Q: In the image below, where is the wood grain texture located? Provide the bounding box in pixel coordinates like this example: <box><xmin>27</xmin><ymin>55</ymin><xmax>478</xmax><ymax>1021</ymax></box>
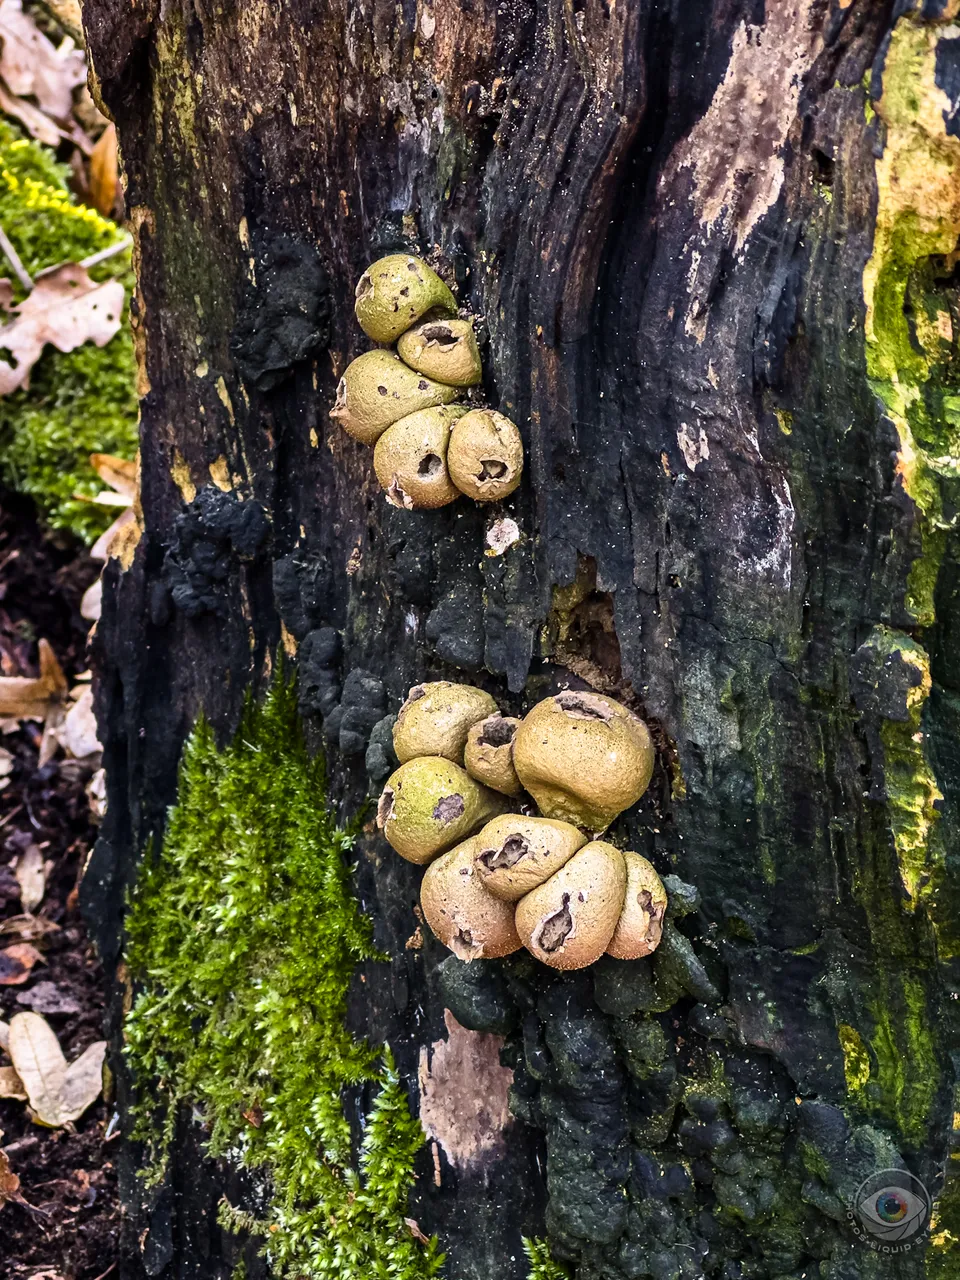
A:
<box><xmin>80</xmin><ymin>0</ymin><xmax>960</xmax><ymax>1275</ymax></box>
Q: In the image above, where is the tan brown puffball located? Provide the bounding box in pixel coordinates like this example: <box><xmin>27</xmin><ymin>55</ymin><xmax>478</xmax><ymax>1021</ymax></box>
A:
<box><xmin>513</xmin><ymin>691</ymin><xmax>654</xmax><ymax>832</ymax></box>
<box><xmin>330</xmin><ymin>351</ymin><xmax>458</xmax><ymax>446</ymax></box>
<box><xmin>606</xmin><ymin>851</ymin><xmax>667</xmax><ymax>959</ymax></box>
<box><xmin>447</xmin><ymin>409</ymin><xmax>523</xmax><ymax>502</ymax></box>
<box><xmin>393</xmin><ymin>681</ymin><xmax>499</xmax><ymax>765</ymax></box>
<box><xmin>473</xmin><ymin>814</ymin><xmax>587</xmax><ymax>902</ymax></box>
<box><xmin>373</xmin><ymin>406</ymin><xmax>466</xmax><ymax>509</ymax></box>
<box><xmin>420</xmin><ymin>834</ymin><xmax>522</xmax><ymax>961</ymax></box>
<box><xmin>355</xmin><ymin>254</ymin><xmax>457</xmax><ymax>344</ymax></box>
<box><xmin>377</xmin><ymin>757</ymin><xmax>506</xmax><ymax>865</ymax></box>
<box><xmin>397</xmin><ymin>318</ymin><xmax>482</xmax><ymax>387</ymax></box>
<box><xmin>463</xmin><ymin>714</ymin><xmax>523</xmax><ymax>796</ymax></box>
<box><xmin>515</xmin><ymin>841</ymin><xmax>627</xmax><ymax>970</ymax></box>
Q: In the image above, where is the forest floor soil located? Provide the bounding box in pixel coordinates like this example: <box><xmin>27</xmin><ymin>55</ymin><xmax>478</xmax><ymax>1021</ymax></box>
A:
<box><xmin>0</xmin><ymin>491</ymin><xmax>118</xmax><ymax>1280</ymax></box>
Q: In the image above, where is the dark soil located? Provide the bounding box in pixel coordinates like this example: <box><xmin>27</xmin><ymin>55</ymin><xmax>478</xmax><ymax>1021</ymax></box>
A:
<box><xmin>0</xmin><ymin>489</ymin><xmax>119</xmax><ymax>1280</ymax></box>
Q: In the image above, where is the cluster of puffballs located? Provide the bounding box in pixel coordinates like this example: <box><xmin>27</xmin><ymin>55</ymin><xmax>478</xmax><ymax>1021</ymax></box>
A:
<box><xmin>376</xmin><ymin>683</ymin><xmax>668</xmax><ymax>971</ymax></box>
<box><xmin>329</xmin><ymin>254</ymin><xmax>523</xmax><ymax>509</ymax></box>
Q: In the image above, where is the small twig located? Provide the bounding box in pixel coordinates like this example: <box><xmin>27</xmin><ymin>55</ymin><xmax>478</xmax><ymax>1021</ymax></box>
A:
<box><xmin>80</xmin><ymin>236</ymin><xmax>133</xmax><ymax>270</ymax></box>
<box><xmin>0</xmin><ymin>804</ymin><xmax>23</xmax><ymax>831</ymax></box>
<box><xmin>0</xmin><ymin>224</ymin><xmax>32</xmax><ymax>292</ymax></box>
<box><xmin>91</xmin><ymin>1265</ymin><xmax>118</xmax><ymax>1280</ymax></box>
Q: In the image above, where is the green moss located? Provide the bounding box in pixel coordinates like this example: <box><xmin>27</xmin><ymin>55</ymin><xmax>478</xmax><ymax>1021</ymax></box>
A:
<box><xmin>124</xmin><ymin>676</ymin><xmax>445</xmax><ymax>1279</ymax></box>
<box><xmin>522</xmin><ymin>1237</ymin><xmax>570</xmax><ymax>1280</ymax></box>
<box><xmin>0</xmin><ymin>123</ymin><xmax>138</xmax><ymax>539</ymax></box>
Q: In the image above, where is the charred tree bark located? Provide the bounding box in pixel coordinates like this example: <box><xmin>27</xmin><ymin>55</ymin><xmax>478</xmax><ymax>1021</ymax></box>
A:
<box><xmin>80</xmin><ymin>0</ymin><xmax>960</xmax><ymax>1276</ymax></box>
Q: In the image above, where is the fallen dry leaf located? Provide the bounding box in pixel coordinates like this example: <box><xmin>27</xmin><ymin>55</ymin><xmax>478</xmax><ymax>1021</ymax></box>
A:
<box><xmin>0</xmin><ymin>915</ymin><xmax>60</xmax><ymax>942</ymax></box>
<box><xmin>405</xmin><ymin>1217</ymin><xmax>431</xmax><ymax>1245</ymax></box>
<box><xmin>0</xmin><ymin>639</ymin><xmax>67</xmax><ymax>722</ymax></box>
<box><xmin>90</xmin><ymin>451</ymin><xmax>137</xmax><ymax>501</ymax></box>
<box><xmin>0</xmin><ymin>0</ymin><xmax>85</xmax><ymax>121</ymax></box>
<box><xmin>17</xmin><ymin>981</ymin><xmax>80</xmax><ymax>1016</ymax></box>
<box><xmin>8</xmin><ymin>1012</ymin><xmax>106</xmax><ymax>1127</ymax></box>
<box><xmin>80</xmin><ymin>576</ymin><xmax>101</xmax><ymax>622</ymax></box>
<box><xmin>14</xmin><ymin>843</ymin><xmax>45</xmax><ymax>912</ymax></box>
<box><xmin>0</xmin><ymin>941</ymin><xmax>41</xmax><ymax>979</ymax></box>
<box><xmin>36</xmin><ymin>0</ymin><xmax>84</xmax><ymax>44</ymax></box>
<box><xmin>88</xmin><ymin>121</ymin><xmax>118</xmax><ymax>217</ymax></box>
<box><xmin>0</xmin><ymin>1144</ymin><xmax>26</xmax><ymax>1208</ymax></box>
<box><xmin>56</xmin><ymin>685</ymin><xmax>101</xmax><ymax>760</ymax></box>
<box><xmin>0</xmin><ymin>263</ymin><xmax>124</xmax><ymax>395</ymax></box>
<box><xmin>86</xmin><ymin>765</ymin><xmax>106</xmax><ymax>820</ymax></box>
<box><xmin>0</xmin><ymin>1063</ymin><xmax>25</xmax><ymax>1100</ymax></box>
<box><xmin>0</xmin><ymin>942</ymin><xmax>43</xmax><ymax>985</ymax></box>
<box><xmin>0</xmin><ymin>76</ymin><xmax>58</xmax><ymax>144</ymax></box>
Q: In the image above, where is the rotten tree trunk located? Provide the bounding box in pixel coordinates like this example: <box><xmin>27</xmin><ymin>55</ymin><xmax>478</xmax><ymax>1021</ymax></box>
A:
<box><xmin>80</xmin><ymin>0</ymin><xmax>960</xmax><ymax>1276</ymax></box>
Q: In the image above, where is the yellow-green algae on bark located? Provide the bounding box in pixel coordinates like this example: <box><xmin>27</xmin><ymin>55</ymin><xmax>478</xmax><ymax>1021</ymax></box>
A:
<box><xmin>863</xmin><ymin>10</ymin><xmax>960</xmax><ymax>628</ymax></box>
<box><xmin>861</xmin><ymin>11</ymin><xmax>960</xmax><ymax>1271</ymax></box>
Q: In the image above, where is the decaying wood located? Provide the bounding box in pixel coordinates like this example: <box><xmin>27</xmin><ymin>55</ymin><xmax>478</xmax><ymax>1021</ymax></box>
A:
<box><xmin>79</xmin><ymin>0</ymin><xmax>960</xmax><ymax>1275</ymax></box>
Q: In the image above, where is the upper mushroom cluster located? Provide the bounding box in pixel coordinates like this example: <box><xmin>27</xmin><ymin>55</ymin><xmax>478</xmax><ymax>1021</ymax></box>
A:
<box><xmin>330</xmin><ymin>255</ymin><xmax>523</xmax><ymax>509</ymax></box>
<box><xmin>376</xmin><ymin>682</ymin><xmax>666</xmax><ymax>970</ymax></box>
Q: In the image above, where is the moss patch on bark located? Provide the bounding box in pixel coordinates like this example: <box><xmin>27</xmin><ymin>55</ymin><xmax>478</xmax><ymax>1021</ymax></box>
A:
<box><xmin>123</xmin><ymin>676</ymin><xmax>445</xmax><ymax>1279</ymax></box>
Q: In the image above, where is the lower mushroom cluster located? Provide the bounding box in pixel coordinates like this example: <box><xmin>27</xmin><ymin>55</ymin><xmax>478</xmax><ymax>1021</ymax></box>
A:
<box><xmin>376</xmin><ymin>681</ymin><xmax>667</xmax><ymax>970</ymax></box>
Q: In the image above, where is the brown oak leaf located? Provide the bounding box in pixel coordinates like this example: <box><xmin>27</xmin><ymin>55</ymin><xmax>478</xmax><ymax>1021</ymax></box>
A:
<box><xmin>0</xmin><ymin>263</ymin><xmax>124</xmax><ymax>395</ymax></box>
<box><xmin>0</xmin><ymin>0</ymin><xmax>85</xmax><ymax>121</ymax></box>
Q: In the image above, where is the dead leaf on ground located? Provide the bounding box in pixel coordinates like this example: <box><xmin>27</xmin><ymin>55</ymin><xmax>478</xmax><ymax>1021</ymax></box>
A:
<box><xmin>0</xmin><ymin>1063</ymin><xmax>25</xmax><ymax>1099</ymax></box>
<box><xmin>17</xmin><ymin>981</ymin><xmax>80</xmax><ymax>1016</ymax></box>
<box><xmin>14</xmin><ymin>842</ymin><xmax>45</xmax><ymax>912</ymax></box>
<box><xmin>0</xmin><ymin>915</ymin><xmax>60</xmax><ymax>943</ymax></box>
<box><xmin>0</xmin><ymin>76</ymin><xmax>58</xmax><ymax>144</ymax></box>
<box><xmin>80</xmin><ymin>577</ymin><xmax>101</xmax><ymax>622</ymax></box>
<box><xmin>8</xmin><ymin>1012</ymin><xmax>106</xmax><ymax>1127</ymax></box>
<box><xmin>0</xmin><ymin>942</ymin><xmax>43</xmax><ymax>985</ymax></box>
<box><xmin>0</xmin><ymin>0</ymin><xmax>85</xmax><ymax>121</ymax></box>
<box><xmin>405</xmin><ymin>1217</ymin><xmax>431</xmax><ymax>1245</ymax></box>
<box><xmin>56</xmin><ymin>685</ymin><xmax>101</xmax><ymax>760</ymax></box>
<box><xmin>0</xmin><ymin>639</ymin><xmax>67</xmax><ymax>722</ymax></box>
<box><xmin>0</xmin><ymin>1144</ymin><xmax>26</xmax><ymax>1208</ymax></box>
<box><xmin>90</xmin><ymin>452</ymin><xmax>137</xmax><ymax>501</ymax></box>
<box><xmin>88</xmin><ymin>121</ymin><xmax>118</xmax><ymax>217</ymax></box>
<box><xmin>0</xmin><ymin>262</ymin><xmax>124</xmax><ymax>396</ymax></box>
<box><xmin>35</xmin><ymin>0</ymin><xmax>84</xmax><ymax>44</ymax></box>
<box><xmin>86</xmin><ymin>765</ymin><xmax>106</xmax><ymax>821</ymax></box>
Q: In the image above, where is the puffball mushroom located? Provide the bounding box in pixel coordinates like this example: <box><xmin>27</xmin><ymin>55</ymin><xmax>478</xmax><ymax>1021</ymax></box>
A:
<box><xmin>515</xmin><ymin>841</ymin><xmax>627</xmax><ymax>971</ymax></box>
<box><xmin>329</xmin><ymin>350</ymin><xmax>458</xmax><ymax>445</ymax></box>
<box><xmin>393</xmin><ymin>681</ymin><xmax>499</xmax><ymax>765</ymax></box>
<box><xmin>397</xmin><ymin>318</ymin><xmax>482</xmax><ymax>387</ymax></box>
<box><xmin>473</xmin><ymin>814</ymin><xmax>587</xmax><ymax>902</ymax></box>
<box><xmin>463</xmin><ymin>714</ymin><xmax>523</xmax><ymax>797</ymax></box>
<box><xmin>373</xmin><ymin>406</ymin><xmax>466</xmax><ymax>510</ymax></box>
<box><xmin>420</xmin><ymin>834</ymin><xmax>522</xmax><ymax>960</ymax></box>
<box><xmin>606</xmin><ymin>851</ymin><xmax>667</xmax><ymax>960</ymax></box>
<box><xmin>354</xmin><ymin>253</ymin><xmax>457</xmax><ymax>344</ymax></box>
<box><xmin>377</xmin><ymin>757</ymin><xmax>506</xmax><ymax>864</ymax></box>
<box><xmin>447</xmin><ymin>409</ymin><xmax>523</xmax><ymax>502</ymax></box>
<box><xmin>513</xmin><ymin>691</ymin><xmax>654</xmax><ymax>832</ymax></box>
